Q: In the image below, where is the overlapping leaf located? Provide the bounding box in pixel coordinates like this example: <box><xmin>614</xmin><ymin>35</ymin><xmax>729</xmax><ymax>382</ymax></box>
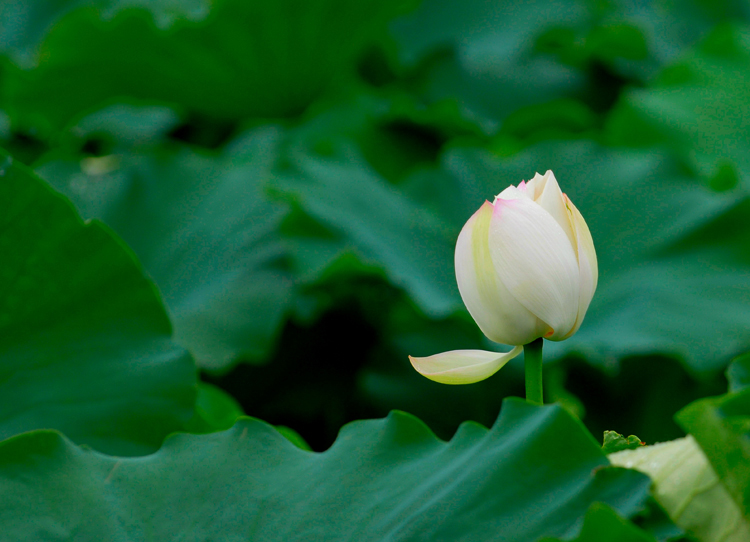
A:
<box><xmin>0</xmin><ymin>148</ymin><xmax>195</xmax><ymax>455</ymax></box>
<box><xmin>69</xmin><ymin>103</ymin><xmax>181</xmax><ymax>149</ymax></box>
<box><xmin>542</xmin><ymin>503</ymin><xmax>658</xmax><ymax>542</ymax></box>
<box><xmin>277</xmin><ymin>144</ymin><xmax>460</xmax><ymax>318</ymax></box>
<box><xmin>388</xmin><ymin>0</ymin><xmax>590</xmax><ymax>131</ymax></box>
<box><xmin>0</xmin><ymin>399</ymin><xmax>652</xmax><ymax>541</ymax></box>
<box><xmin>600</xmin><ymin>0</ymin><xmax>742</xmax><ymax>77</ymax></box>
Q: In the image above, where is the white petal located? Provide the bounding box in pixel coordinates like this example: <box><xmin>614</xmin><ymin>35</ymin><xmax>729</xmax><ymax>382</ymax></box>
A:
<box><xmin>409</xmin><ymin>347</ymin><xmax>523</xmax><ymax>385</ymax></box>
<box><xmin>488</xmin><ymin>196</ymin><xmax>580</xmax><ymax>340</ymax></box>
<box><xmin>455</xmin><ymin>201</ymin><xmax>546</xmax><ymax>345</ymax></box>
<box><xmin>496</xmin><ymin>184</ymin><xmax>530</xmax><ymax>201</ymax></box>
<box><xmin>562</xmin><ymin>195</ymin><xmax>598</xmax><ymax>338</ymax></box>
<box><xmin>524</xmin><ymin>172</ymin><xmax>546</xmax><ymax>199</ymax></box>
<box><xmin>534</xmin><ymin>171</ymin><xmax>576</xmax><ymax>250</ymax></box>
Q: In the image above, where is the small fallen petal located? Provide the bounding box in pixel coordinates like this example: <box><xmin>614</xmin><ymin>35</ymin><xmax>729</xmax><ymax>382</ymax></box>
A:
<box><xmin>409</xmin><ymin>347</ymin><xmax>523</xmax><ymax>385</ymax></box>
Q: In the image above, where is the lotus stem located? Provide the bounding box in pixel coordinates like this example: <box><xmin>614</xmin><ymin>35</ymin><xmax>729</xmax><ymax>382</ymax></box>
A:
<box><xmin>524</xmin><ymin>338</ymin><xmax>544</xmax><ymax>405</ymax></box>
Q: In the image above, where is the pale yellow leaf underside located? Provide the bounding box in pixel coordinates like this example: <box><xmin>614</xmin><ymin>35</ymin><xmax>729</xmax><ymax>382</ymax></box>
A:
<box><xmin>610</xmin><ymin>436</ymin><xmax>749</xmax><ymax>542</ymax></box>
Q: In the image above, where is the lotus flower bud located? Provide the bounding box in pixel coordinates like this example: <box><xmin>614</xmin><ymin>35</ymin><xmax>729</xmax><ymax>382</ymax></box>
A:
<box><xmin>410</xmin><ymin>170</ymin><xmax>597</xmax><ymax>384</ymax></box>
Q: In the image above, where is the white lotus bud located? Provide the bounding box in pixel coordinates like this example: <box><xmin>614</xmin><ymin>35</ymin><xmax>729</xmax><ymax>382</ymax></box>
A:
<box><xmin>410</xmin><ymin>170</ymin><xmax>598</xmax><ymax>384</ymax></box>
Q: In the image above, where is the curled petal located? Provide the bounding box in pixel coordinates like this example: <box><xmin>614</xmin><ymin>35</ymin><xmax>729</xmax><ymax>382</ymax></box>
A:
<box><xmin>489</xmin><ymin>197</ymin><xmax>580</xmax><ymax>340</ymax></box>
<box><xmin>524</xmin><ymin>172</ymin><xmax>547</xmax><ymax>199</ymax></box>
<box><xmin>409</xmin><ymin>347</ymin><xmax>523</xmax><ymax>385</ymax></box>
<box><xmin>455</xmin><ymin>201</ymin><xmax>545</xmax><ymax>346</ymax></box>
<box><xmin>495</xmin><ymin>184</ymin><xmax>528</xmax><ymax>202</ymax></box>
<box><xmin>535</xmin><ymin>171</ymin><xmax>576</xmax><ymax>250</ymax></box>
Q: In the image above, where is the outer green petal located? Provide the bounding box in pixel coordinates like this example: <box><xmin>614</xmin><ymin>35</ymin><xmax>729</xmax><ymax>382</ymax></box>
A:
<box><xmin>455</xmin><ymin>201</ymin><xmax>545</xmax><ymax>346</ymax></box>
<box><xmin>489</xmin><ymin>196</ymin><xmax>580</xmax><ymax>340</ymax></box>
<box><xmin>409</xmin><ymin>347</ymin><xmax>523</xmax><ymax>385</ymax></box>
<box><xmin>562</xmin><ymin>195</ymin><xmax>598</xmax><ymax>338</ymax></box>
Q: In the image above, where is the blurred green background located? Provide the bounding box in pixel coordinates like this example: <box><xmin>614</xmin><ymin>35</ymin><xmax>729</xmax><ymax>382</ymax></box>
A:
<box><xmin>2</xmin><ymin>0</ymin><xmax>749</xmax><ymax>451</ymax></box>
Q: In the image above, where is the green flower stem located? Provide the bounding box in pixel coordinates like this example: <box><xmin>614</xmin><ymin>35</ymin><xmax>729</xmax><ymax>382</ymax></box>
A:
<box><xmin>524</xmin><ymin>338</ymin><xmax>544</xmax><ymax>405</ymax></box>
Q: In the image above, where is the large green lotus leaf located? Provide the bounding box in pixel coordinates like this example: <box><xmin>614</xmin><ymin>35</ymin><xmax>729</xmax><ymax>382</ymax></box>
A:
<box><xmin>429</xmin><ymin>140</ymin><xmax>750</xmax><ymax>375</ymax></box>
<box><xmin>3</xmin><ymin>0</ymin><xmax>401</xmax><ymax>135</ymax></box>
<box><xmin>607</xmin><ymin>24</ymin><xmax>750</xmax><ymax>189</ymax></box>
<box><xmin>0</xmin><ymin>148</ymin><xmax>195</xmax><ymax>455</ymax></box>
<box><xmin>611</xmin><ymin>436</ymin><xmax>750</xmax><ymax>542</ymax></box>
<box><xmin>35</xmin><ymin>127</ymin><xmax>293</xmax><ymax>371</ymax></box>
<box><xmin>0</xmin><ymin>399</ymin><xmax>652</xmax><ymax>541</ymax></box>
<box><xmin>677</xmin><ymin>388</ymin><xmax>750</xmax><ymax>521</ymax></box>
<box><xmin>277</xmin><ymin>144</ymin><xmax>461</xmax><ymax>317</ymax></box>
<box><xmin>0</xmin><ymin>0</ymin><xmax>209</xmax><ymax>68</ymax></box>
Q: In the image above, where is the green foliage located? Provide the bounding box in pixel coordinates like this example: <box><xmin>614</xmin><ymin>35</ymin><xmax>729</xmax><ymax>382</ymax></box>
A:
<box><xmin>38</xmin><ymin>130</ymin><xmax>750</xmax><ymax>378</ymax></box>
<box><xmin>70</xmin><ymin>103</ymin><xmax>181</xmax><ymax>149</ymax></box>
<box><xmin>389</xmin><ymin>0</ymin><xmax>590</xmax><ymax>129</ymax></box>
<box><xmin>36</xmin><ymin>128</ymin><xmax>293</xmax><ymax>370</ymax></box>
<box><xmin>541</xmin><ymin>504</ymin><xmax>658</xmax><ymax>542</ymax></box>
<box><xmin>0</xmin><ymin>149</ymin><xmax>195</xmax><ymax>456</ymax></box>
<box><xmin>610</xmin><ymin>436</ymin><xmax>749</xmax><ymax>541</ymax></box>
<box><xmin>728</xmin><ymin>352</ymin><xmax>750</xmax><ymax>392</ymax></box>
<box><xmin>276</xmin><ymin>145</ymin><xmax>460</xmax><ymax>317</ymax></box>
<box><xmin>0</xmin><ymin>400</ymin><xmax>653</xmax><ymax>541</ymax></box>
<box><xmin>2</xmin><ymin>0</ymin><xmax>750</xmax><ymax>538</ymax></box>
<box><xmin>608</xmin><ymin>353</ymin><xmax>750</xmax><ymax>541</ymax></box>
<box><xmin>183</xmin><ymin>382</ymin><xmax>244</xmax><ymax>434</ymax></box>
<box><xmin>274</xmin><ymin>425</ymin><xmax>313</xmax><ymax>451</ymax></box>
<box><xmin>3</xmin><ymin>0</ymin><xmax>402</xmax><ymax>135</ymax></box>
<box><xmin>609</xmin><ymin>23</ymin><xmax>750</xmax><ymax>188</ymax></box>
<box><xmin>678</xmin><ymin>385</ymin><xmax>750</xmax><ymax>520</ymax></box>
<box><xmin>0</xmin><ymin>0</ymin><xmax>210</xmax><ymax>68</ymax></box>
